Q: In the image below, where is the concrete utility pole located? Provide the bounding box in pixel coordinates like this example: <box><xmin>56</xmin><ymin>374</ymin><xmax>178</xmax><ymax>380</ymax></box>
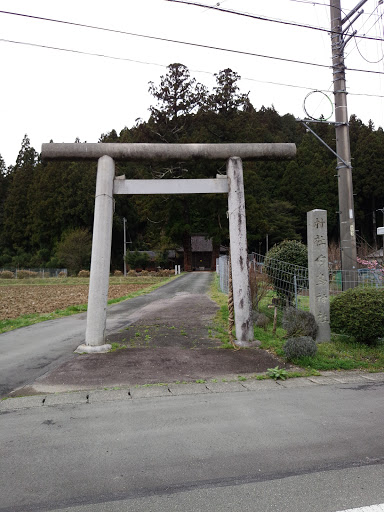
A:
<box><xmin>330</xmin><ymin>0</ymin><xmax>366</xmax><ymax>289</ymax></box>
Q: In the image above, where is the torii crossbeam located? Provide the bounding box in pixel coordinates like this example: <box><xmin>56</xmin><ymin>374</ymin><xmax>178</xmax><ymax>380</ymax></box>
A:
<box><xmin>42</xmin><ymin>143</ymin><xmax>296</xmax><ymax>353</ymax></box>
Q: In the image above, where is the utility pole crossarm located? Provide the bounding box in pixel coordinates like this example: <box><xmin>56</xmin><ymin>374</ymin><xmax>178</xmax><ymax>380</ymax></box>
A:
<box><xmin>341</xmin><ymin>0</ymin><xmax>368</xmax><ymax>25</ymax></box>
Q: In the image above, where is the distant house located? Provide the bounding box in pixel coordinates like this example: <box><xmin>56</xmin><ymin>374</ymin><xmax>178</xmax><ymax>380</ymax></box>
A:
<box><xmin>130</xmin><ymin>235</ymin><xmax>227</xmax><ymax>271</ymax></box>
<box><xmin>179</xmin><ymin>235</ymin><xmax>228</xmax><ymax>271</ymax></box>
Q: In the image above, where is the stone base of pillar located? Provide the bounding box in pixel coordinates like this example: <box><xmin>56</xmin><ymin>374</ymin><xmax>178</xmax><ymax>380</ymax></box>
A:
<box><xmin>233</xmin><ymin>339</ymin><xmax>261</xmax><ymax>348</ymax></box>
<box><xmin>75</xmin><ymin>344</ymin><xmax>112</xmax><ymax>354</ymax></box>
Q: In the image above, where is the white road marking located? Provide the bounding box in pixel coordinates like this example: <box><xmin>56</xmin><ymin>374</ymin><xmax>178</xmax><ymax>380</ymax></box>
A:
<box><xmin>336</xmin><ymin>505</ymin><xmax>384</xmax><ymax>512</ymax></box>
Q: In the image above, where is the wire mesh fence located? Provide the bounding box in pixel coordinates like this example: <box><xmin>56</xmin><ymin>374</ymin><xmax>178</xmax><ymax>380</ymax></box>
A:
<box><xmin>251</xmin><ymin>253</ymin><xmax>309</xmax><ymax>309</ymax></box>
<box><xmin>217</xmin><ymin>253</ymin><xmax>384</xmax><ymax>313</ymax></box>
<box><xmin>0</xmin><ymin>268</ymin><xmax>67</xmax><ymax>279</ymax></box>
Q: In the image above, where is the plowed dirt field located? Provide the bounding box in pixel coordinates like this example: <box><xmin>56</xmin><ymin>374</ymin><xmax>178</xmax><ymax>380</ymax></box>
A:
<box><xmin>0</xmin><ymin>284</ymin><xmax>147</xmax><ymax>320</ymax></box>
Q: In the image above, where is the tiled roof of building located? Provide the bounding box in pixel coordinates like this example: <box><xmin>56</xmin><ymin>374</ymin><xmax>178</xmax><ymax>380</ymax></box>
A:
<box><xmin>191</xmin><ymin>235</ymin><xmax>213</xmax><ymax>252</ymax></box>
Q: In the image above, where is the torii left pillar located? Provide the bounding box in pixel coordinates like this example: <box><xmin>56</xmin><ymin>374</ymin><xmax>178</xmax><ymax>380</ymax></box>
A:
<box><xmin>77</xmin><ymin>155</ymin><xmax>115</xmax><ymax>353</ymax></box>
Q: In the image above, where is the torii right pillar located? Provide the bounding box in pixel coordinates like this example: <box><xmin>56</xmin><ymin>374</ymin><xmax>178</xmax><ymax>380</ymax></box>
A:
<box><xmin>227</xmin><ymin>157</ymin><xmax>253</xmax><ymax>345</ymax></box>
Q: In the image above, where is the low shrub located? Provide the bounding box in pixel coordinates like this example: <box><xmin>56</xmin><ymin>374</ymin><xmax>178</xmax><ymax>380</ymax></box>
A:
<box><xmin>264</xmin><ymin>240</ymin><xmax>307</xmax><ymax>304</ymax></box>
<box><xmin>77</xmin><ymin>270</ymin><xmax>90</xmax><ymax>278</ymax></box>
<box><xmin>140</xmin><ymin>270</ymin><xmax>149</xmax><ymax>276</ymax></box>
<box><xmin>127</xmin><ymin>270</ymin><xmax>137</xmax><ymax>277</ymax></box>
<box><xmin>330</xmin><ymin>287</ymin><xmax>384</xmax><ymax>345</ymax></box>
<box><xmin>0</xmin><ymin>270</ymin><xmax>14</xmax><ymax>279</ymax></box>
<box><xmin>283</xmin><ymin>336</ymin><xmax>318</xmax><ymax>361</ymax></box>
<box><xmin>282</xmin><ymin>307</ymin><xmax>318</xmax><ymax>338</ymax></box>
<box><xmin>58</xmin><ymin>271</ymin><xmax>67</xmax><ymax>278</ymax></box>
<box><xmin>16</xmin><ymin>270</ymin><xmax>38</xmax><ymax>279</ymax></box>
<box><xmin>113</xmin><ymin>270</ymin><xmax>123</xmax><ymax>277</ymax></box>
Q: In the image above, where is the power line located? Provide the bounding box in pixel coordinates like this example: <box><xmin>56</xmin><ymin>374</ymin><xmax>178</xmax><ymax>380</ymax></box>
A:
<box><xmin>341</xmin><ymin>2</ymin><xmax>384</xmax><ymax>64</ymax></box>
<box><xmin>165</xmin><ymin>0</ymin><xmax>384</xmax><ymax>42</ymax></box>
<box><xmin>286</xmin><ymin>0</ymin><xmax>330</xmax><ymax>6</ymax></box>
<box><xmin>0</xmin><ymin>38</ymin><xmax>166</xmax><ymax>68</ymax></box>
<box><xmin>1</xmin><ymin>7</ymin><xmax>384</xmax><ymax>47</ymax></box>
<box><xmin>2</xmin><ymin>37</ymin><xmax>384</xmax><ymax>99</ymax></box>
<box><xmin>353</xmin><ymin>11</ymin><xmax>384</xmax><ymax>63</ymax></box>
<box><xmin>0</xmin><ymin>35</ymin><xmax>333</xmax><ymax>71</ymax></box>
<box><xmin>1</xmin><ymin>14</ymin><xmax>384</xmax><ymax>76</ymax></box>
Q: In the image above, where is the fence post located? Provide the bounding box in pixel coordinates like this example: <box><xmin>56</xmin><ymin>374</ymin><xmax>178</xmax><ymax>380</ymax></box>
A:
<box><xmin>294</xmin><ymin>274</ymin><xmax>298</xmax><ymax>309</ymax></box>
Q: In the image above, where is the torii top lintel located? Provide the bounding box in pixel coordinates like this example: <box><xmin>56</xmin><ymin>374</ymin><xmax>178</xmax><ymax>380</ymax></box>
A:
<box><xmin>41</xmin><ymin>143</ymin><xmax>296</xmax><ymax>162</ymax></box>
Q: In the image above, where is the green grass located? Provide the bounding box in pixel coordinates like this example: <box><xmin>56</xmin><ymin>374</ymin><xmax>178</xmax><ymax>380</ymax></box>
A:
<box><xmin>109</xmin><ymin>342</ymin><xmax>127</xmax><ymax>352</ymax></box>
<box><xmin>208</xmin><ymin>277</ymin><xmax>233</xmax><ymax>348</ymax></box>
<box><xmin>209</xmin><ymin>274</ymin><xmax>384</xmax><ymax>373</ymax></box>
<box><xmin>0</xmin><ymin>275</ymin><xmax>178</xmax><ymax>334</ymax></box>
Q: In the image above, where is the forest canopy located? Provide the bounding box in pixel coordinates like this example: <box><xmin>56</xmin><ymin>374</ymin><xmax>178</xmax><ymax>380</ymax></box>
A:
<box><xmin>0</xmin><ymin>63</ymin><xmax>382</xmax><ymax>271</ymax></box>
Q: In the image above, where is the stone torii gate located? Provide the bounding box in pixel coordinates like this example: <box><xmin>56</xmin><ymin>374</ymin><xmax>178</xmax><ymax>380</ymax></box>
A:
<box><xmin>42</xmin><ymin>143</ymin><xmax>296</xmax><ymax>353</ymax></box>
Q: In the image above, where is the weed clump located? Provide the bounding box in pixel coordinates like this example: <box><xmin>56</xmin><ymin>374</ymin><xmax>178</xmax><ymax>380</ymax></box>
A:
<box><xmin>0</xmin><ymin>270</ymin><xmax>14</xmax><ymax>279</ymax></box>
<box><xmin>282</xmin><ymin>307</ymin><xmax>318</xmax><ymax>338</ymax></box>
<box><xmin>283</xmin><ymin>336</ymin><xmax>318</xmax><ymax>361</ymax></box>
<box><xmin>16</xmin><ymin>270</ymin><xmax>38</xmax><ymax>279</ymax></box>
<box><xmin>330</xmin><ymin>287</ymin><xmax>384</xmax><ymax>345</ymax></box>
<box><xmin>77</xmin><ymin>270</ymin><xmax>90</xmax><ymax>278</ymax></box>
<box><xmin>253</xmin><ymin>312</ymin><xmax>270</xmax><ymax>331</ymax></box>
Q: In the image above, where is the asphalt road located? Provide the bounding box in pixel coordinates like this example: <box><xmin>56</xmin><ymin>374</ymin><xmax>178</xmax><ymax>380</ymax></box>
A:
<box><xmin>0</xmin><ymin>273</ymin><xmax>212</xmax><ymax>398</ymax></box>
<box><xmin>1</xmin><ymin>380</ymin><xmax>384</xmax><ymax>511</ymax></box>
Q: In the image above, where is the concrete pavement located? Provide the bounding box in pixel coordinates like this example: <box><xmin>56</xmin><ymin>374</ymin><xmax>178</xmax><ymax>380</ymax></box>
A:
<box><xmin>1</xmin><ymin>272</ymin><xmax>289</xmax><ymax>398</ymax></box>
<box><xmin>1</xmin><ymin>370</ymin><xmax>384</xmax><ymax>409</ymax></box>
<box><xmin>1</xmin><ymin>376</ymin><xmax>384</xmax><ymax>512</ymax></box>
<box><xmin>0</xmin><ymin>273</ymin><xmax>224</xmax><ymax>398</ymax></box>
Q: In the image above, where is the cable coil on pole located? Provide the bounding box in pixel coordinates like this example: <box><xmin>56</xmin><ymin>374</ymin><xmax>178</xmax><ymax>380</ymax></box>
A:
<box><xmin>303</xmin><ymin>90</ymin><xmax>334</xmax><ymax>121</ymax></box>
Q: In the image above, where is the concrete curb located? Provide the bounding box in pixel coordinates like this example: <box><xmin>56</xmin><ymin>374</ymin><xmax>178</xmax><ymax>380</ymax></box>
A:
<box><xmin>1</xmin><ymin>371</ymin><xmax>383</xmax><ymax>412</ymax></box>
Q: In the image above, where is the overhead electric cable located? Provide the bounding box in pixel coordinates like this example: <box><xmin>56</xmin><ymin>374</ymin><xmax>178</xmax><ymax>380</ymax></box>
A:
<box><xmin>164</xmin><ymin>0</ymin><xmax>384</xmax><ymax>42</ymax></box>
<box><xmin>286</xmin><ymin>0</ymin><xmax>330</xmax><ymax>6</ymax></box>
<box><xmin>342</xmin><ymin>3</ymin><xmax>384</xmax><ymax>64</ymax></box>
<box><xmin>2</xmin><ymin>5</ymin><xmax>384</xmax><ymax>80</ymax></box>
<box><xmin>0</xmin><ymin>36</ymin><xmax>333</xmax><ymax>70</ymax></box>
<box><xmin>2</xmin><ymin>35</ymin><xmax>384</xmax><ymax>76</ymax></box>
<box><xmin>2</xmin><ymin>37</ymin><xmax>384</xmax><ymax>94</ymax></box>
<box><xmin>1</xmin><ymin>8</ymin><xmax>383</xmax><ymax>44</ymax></box>
<box><xmin>0</xmin><ymin>38</ymin><xmax>166</xmax><ymax>68</ymax></box>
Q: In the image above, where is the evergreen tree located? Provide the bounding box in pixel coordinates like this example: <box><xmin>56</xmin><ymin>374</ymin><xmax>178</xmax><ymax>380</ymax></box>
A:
<box><xmin>2</xmin><ymin>135</ymin><xmax>38</xmax><ymax>255</ymax></box>
<box><xmin>148</xmin><ymin>63</ymin><xmax>207</xmax><ymax>142</ymax></box>
<box><xmin>56</xmin><ymin>227</ymin><xmax>92</xmax><ymax>275</ymax></box>
<box><xmin>208</xmin><ymin>68</ymin><xmax>250</xmax><ymax>116</ymax></box>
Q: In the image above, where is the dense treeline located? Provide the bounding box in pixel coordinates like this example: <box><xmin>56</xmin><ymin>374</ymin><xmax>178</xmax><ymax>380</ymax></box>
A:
<box><xmin>0</xmin><ymin>63</ymin><xmax>383</xmax><ymax>272</ymax></box>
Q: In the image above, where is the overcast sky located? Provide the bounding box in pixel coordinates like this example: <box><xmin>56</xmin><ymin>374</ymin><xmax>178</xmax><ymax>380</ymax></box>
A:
<box><xmin>0</xmin><ymin>0</ymin><xmax>383</xmax><ymax>167</ymax></box>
